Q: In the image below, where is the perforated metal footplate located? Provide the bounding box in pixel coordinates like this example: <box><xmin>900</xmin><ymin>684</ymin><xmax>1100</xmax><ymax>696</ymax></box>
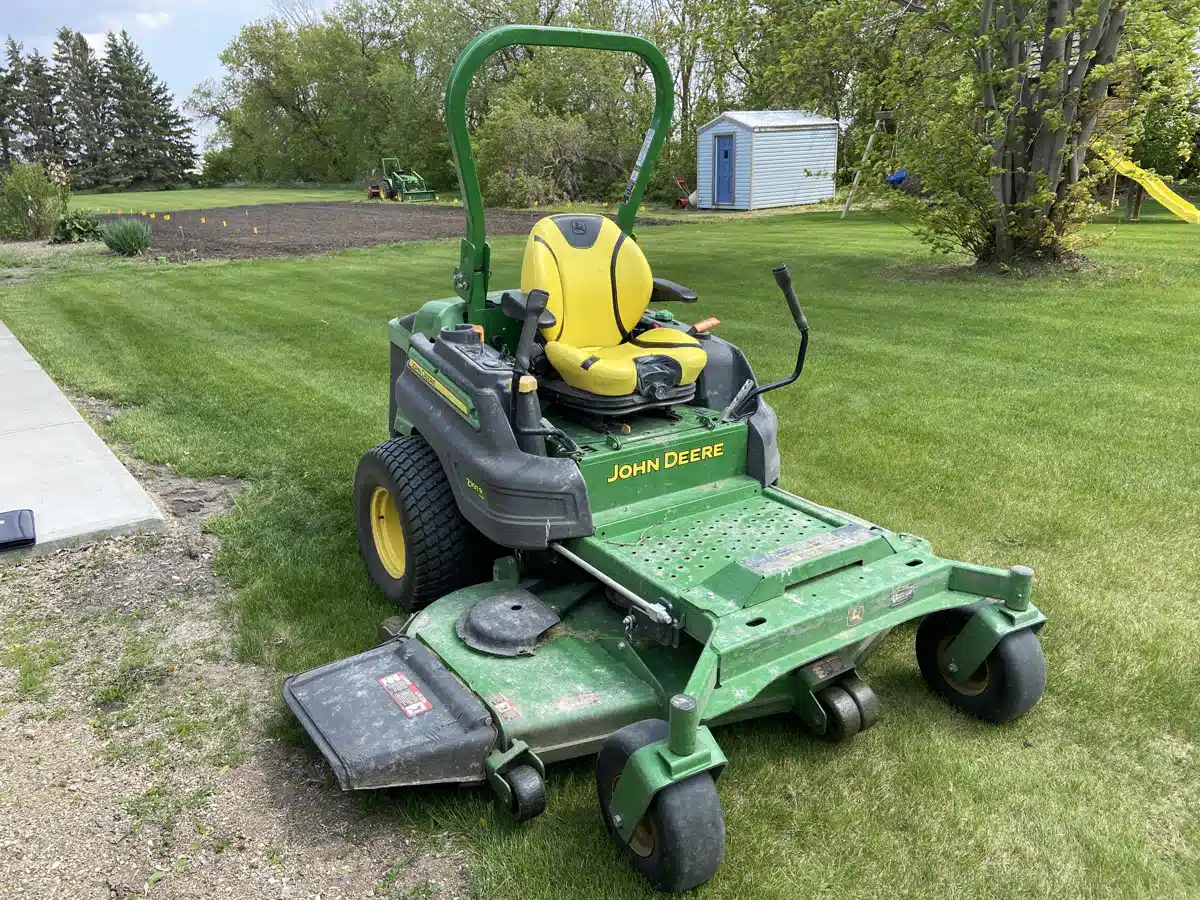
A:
<box><xmin>598</xmin><ymin>494</ymin><xmax>835</xmax><ymax>598</ymax></box>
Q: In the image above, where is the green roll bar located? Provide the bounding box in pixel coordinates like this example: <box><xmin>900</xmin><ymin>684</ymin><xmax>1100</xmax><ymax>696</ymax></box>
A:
<box><xmin>444</xmin><ymin>25</ymin><xmax>675</xmax><ymax>321</ymax></box>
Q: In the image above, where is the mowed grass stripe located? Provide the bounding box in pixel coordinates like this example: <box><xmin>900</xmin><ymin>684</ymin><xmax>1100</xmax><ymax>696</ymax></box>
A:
<box><xmin>1</xmin><ymin>212</ymin><xmax>1196</xmax><ymax>899</ymax></box>
<box><xmin>71</xmin><ymin>186</ymin><xmax>367</xmax><ymax>213</ymax></box>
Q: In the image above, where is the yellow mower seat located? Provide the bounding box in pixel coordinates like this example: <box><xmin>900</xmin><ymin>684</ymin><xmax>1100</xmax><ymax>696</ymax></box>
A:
<box><xmin>519</xmin><ymin>215</ymin><xmax>706</xmax><ymax>397</ymax></box>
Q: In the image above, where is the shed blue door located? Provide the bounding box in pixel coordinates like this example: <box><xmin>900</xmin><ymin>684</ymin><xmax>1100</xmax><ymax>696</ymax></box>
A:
<box><xmin>715</xmin><ymin>134</ymin><xmax>734</xmax><ymax>204</ymax></box>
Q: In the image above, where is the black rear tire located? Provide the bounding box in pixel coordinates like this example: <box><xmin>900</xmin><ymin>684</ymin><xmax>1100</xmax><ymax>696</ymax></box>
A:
<box><xmin>354</xmin><ymin>435</ymin><xmax>489</xmax><ymax>612</ymax></box>
<box><xmin>596</xmin><ymin>720</ymin><xmax>725</xmax><ymax>892</ymax></box>
<box><xmin>916</xmin><ymin>605</ymin><xmax>1046</xmax><ymax>723</ymax></box>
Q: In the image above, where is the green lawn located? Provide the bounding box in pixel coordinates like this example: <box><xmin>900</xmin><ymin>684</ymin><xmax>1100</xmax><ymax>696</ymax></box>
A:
<box><xmin>1</xmin><ymin>212</ymin><xmax>1197</xmax><ymax>899</ymax></box>
<box><xmin>69</xmin><ymin>185</ymin><xmax>366</xmax><ymax>213</ymax></box>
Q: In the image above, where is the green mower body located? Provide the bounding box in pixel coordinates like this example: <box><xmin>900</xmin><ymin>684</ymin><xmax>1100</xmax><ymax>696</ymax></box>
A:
<box><xmin>284</xmin><ymin>25</ymin><xmax>1048</xmax><ymax>893</ymax></box>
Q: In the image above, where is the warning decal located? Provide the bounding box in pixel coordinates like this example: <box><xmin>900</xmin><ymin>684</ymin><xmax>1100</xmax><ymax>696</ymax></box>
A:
<box><xmin>806</xmin><ymin>654</ymin><xmax>846</xmax><ymax>682</ymax></box>
<box><xmin>378</xmin><ymin>670</ymin><xmax>433</xmax><ymax>718</ymax></box>
<box><xmin>555</xmin><ymin>691</ymin><xmax>605</xmax><ymax>712</ymax></box>
<box><xmin>740</xmin><ymin>524</ymin><xmax>875</xmax><ymax>576</ymax></box>
<box><xmin>488</xmin><ymin>693</ymin><xmax>522</xmax><ymax>722</ymax></box>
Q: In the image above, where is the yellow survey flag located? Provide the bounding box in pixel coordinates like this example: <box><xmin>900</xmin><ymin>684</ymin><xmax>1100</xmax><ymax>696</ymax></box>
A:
<box><xmin>253</xmin><ymin>226</ymin><xmax>259</xmax><ymax>234</ymax></box>
<box><xmin>164</xmin><ymin>214</ymin><xmax>170</xmax><ymax>221</ymax></box>
<box><xmin>222</xmin><ymin>220</ymin><xmax>227</xmax><ymax>227</ymax></box>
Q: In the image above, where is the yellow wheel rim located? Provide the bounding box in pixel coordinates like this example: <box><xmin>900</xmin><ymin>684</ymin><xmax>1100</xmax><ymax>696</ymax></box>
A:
<box><xmin>369</xmin><ymin>486</ymin><xmax>407</xmax><ymax>579</ymax></box>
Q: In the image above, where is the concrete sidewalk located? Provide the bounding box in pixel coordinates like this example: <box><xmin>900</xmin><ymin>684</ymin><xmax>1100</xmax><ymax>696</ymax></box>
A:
<box><xmin>1</xmin><ymin>318</ymin><xmax>163</xmax><ymax>560</ymax></box>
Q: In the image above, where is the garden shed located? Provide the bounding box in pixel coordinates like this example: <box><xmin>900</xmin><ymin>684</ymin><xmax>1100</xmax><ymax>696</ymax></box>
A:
<box><xmin>696</xmin><ymin>111</ymin><xmax>839</xmax><ymax>210</ymax></box>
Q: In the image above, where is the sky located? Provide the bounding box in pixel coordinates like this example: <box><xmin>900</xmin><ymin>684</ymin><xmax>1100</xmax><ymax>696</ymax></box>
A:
<box><xmin>5</xmin><ymin>1</ymin><xmax>334</xmax><ymax>144</ymax></box>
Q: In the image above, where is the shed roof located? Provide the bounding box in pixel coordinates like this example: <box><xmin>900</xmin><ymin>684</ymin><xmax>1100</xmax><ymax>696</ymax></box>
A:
<box><xmin>700</xmin><ymin>110</ymin><xmax>839</xmax><ymax>132</ymax></box>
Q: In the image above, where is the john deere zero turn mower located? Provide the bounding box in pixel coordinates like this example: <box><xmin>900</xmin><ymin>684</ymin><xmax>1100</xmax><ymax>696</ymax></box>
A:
<box><xmin>285</xmin><ymin>25</ymin><xmax>1048</xmax><ymax>892</ymax></box>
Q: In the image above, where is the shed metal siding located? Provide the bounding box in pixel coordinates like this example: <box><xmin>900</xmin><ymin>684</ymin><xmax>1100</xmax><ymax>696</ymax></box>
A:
<box><xmin>748</xmin><ymin>126</ymin><xmax>838</xmax><ymax>209</ymax></box>
<box><xmin>696</xmin><ymin>122</ymin><xmax>752</xmax><ymax>210</ymax></box>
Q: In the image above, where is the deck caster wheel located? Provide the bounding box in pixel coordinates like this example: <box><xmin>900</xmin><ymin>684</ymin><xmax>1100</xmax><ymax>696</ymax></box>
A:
<box><xmin>597</xmin><ymin>720</ymin><xmax>725</xmax><ymax>892</ymax></box>
<box><xmin>504</xmin><ymin>764</ymin><xmax>547</xmax><ymax>822</ymax></box>
<box><xmin>839</xmin><ymin>674</ymin><xmax>880</xmax><ymax>731</ymax></box>
<box><xmin>816</xmin><ymin>685</ymin><xmax>861</xmax><ymax>742</ymax></box>
<box><xmin>916</xmin><ymin>606</ymin><xmax>1046</xmax><ymax>724</ymax></box>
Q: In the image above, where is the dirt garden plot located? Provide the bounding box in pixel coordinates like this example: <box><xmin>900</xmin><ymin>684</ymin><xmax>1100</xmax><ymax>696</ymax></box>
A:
<box><xmin>98</xmin><ymin>202</ymin><xmax>553</xmax><ymax>260</ymax></box>
<box><xmin>0</xmin><ymin>398</ymin><xmax>465</xmax><ymax>900</ymax></box>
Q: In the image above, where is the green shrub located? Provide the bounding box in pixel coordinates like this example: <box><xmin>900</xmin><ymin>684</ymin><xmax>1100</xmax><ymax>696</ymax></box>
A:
<box><xmin>198</xmin><ymin>147</ymin><xmax>239</xmax><ymax>187</ymax></box>
<box><xmin>474</xmin><ymin>96</ymin><xmax>588</xmax><ymax>207</ymax></box>
<box><xmin>52</xmin><ymin>210</ymin><xmax>103</xmax><ymax>244</ymax></box>
<box><xmin>1</xmin><ymin>162</ymin><xmax>69</xmax><ymax>241</ymax></box>
<box><xmin>99</xmin><ymin>218</ymin><xmax>152</xmax><ymax>256</ymax></box>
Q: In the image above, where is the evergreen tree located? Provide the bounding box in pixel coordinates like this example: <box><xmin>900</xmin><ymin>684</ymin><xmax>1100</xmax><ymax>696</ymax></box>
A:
<box><xmin>103</xmin><ymin>31</ymin><xmax>195</xmax><ymax>186</ymax></box>
<box><xmin>0</xmin><ymin>40</ymin><xmax>22</xmax><ymax>169</ymax></box>
<box><xmin>15</xmin><ymin>49</ymin><xmax>62</xmax><ymax>164</ymax></box>
<box><xmin>52</xmin><ymin>28</ymin><xmax>110</xmax><ymax>188</ymax></box>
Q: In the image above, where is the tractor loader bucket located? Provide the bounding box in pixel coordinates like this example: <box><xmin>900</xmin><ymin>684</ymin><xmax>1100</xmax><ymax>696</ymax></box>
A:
<box><xmin>283</xmin><ymin>635</ymin><xmax>497</xmax><ymax>790</ymax></box>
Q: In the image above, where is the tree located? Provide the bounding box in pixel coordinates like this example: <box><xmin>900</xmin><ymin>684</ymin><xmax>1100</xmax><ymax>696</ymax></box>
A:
<box><xmin>104</xmin><ymin>31</ymin><xmax>195</xmax><ymax>186</ymax></box>
<box><xmin>1133</xmin><ymin>96</ymin><xmax>1199</xmax><ymax>179</ymax></box>
<box><xmin>52</xmin><ymin>28</ymin><xmax>111</xmax><ymax>188</ymax></box>
<box><xmin>15</xmin><ymin>49</ymin><xmax>62</xmax><ymax>164</ymax></box>
<box><xmin>858</xmin><ymin>0</ymin><xmax>1200</xmax><ymax>263</ymax></box>
<box><xmin>475</xmin><ymin>95</ymin><xmax>589</xmax><ymax>204</ymax></box>
<box><xmin>0</xmin><ymin>40</ymin><xmax>22</xmax><ymax>169</ymax></box>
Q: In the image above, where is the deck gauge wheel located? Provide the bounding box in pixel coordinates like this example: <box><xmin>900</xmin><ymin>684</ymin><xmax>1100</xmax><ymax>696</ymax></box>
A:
<box><xmin>596</xmin><ymin>720</ymin><xmax>725</xmax><ymax>893</ymax></box>
<box><xmin>504</xmin><ymin>764</ymin><xmax>547</xmax><ymax>822</ymax></box>
<box><xmin>916</xmin><ymin>605</ymin><xmax>1046</xmax><ymax>723</ymax></box>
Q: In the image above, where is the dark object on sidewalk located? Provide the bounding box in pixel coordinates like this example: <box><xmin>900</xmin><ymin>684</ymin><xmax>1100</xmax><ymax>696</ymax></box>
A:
<box><xmin>0</xmin><ymin>509</ymin><xmax>36</xmax><ymax>551</ymax></box>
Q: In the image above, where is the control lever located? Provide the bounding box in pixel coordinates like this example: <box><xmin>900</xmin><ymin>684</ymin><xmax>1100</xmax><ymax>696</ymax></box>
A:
<box><xmin>774</xmin><ymin>264</ymin><xmax>809</xmax><ymax>332</ymax></box>
<box><xmin>722</xmin><ymin>265</ymin><xmax>810</xmax><ymax>421</ymax></box>
<box><xmin>500</xmin><ymin>288</ymin><xmax>555</xmax><ymax>454</ymax></box>
<box><xmin>510</xmin><ymin>289</ymin><xmax>552</xmax><ymax>382</ymax></box>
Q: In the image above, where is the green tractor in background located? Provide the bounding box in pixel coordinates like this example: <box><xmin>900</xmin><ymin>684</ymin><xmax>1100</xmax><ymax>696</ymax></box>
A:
<box><xmin>368</xmin><ymin>157</ymin><xmax>437</xmax><ymax>201</ymax></box>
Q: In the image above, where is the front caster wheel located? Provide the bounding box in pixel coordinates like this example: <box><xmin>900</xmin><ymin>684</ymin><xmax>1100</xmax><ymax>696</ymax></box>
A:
<box><xmin>596</xmin><ymin>720</ymin><xmax>725</xmax><ymax>892</ymax></box>
<box><xmin>916</xmin><ymin>605</ymin><xmax>1046</xmax><ymax>723</ymax></box>
<box><xmin>504</xmin><ymin>764</ymin><xmax>546</xmax><ymax>822</ymax></box>
<box><xmin>816</xmin><ymin>685</ymin><xmax>861</xmax><ymax>742</ymax></box>
<box><xmin>839</xmin><ymin>674</ymin><xmax>880</xmax><ymax>731</ymax></box>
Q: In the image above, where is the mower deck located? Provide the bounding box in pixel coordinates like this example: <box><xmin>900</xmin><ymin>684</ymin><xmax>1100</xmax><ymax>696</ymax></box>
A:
<box><xmin>285</xmin><ymin>455</ymin><xmax>1039</xmax><ymax>791</ymax></box>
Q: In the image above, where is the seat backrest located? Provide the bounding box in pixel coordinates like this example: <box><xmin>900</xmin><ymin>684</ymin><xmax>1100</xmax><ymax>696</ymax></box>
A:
<box><xmin>520</xmin><ymin>215</ymin><xmax>653</xmax><ymax>348</ymax></box>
